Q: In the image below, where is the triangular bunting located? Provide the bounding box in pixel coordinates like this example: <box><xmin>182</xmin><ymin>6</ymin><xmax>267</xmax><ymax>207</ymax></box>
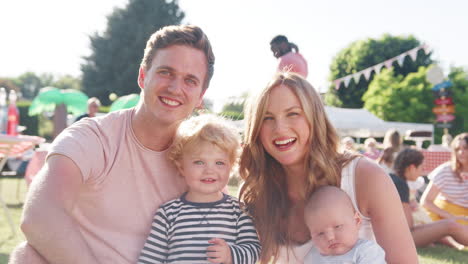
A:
<box><xmin>374</xmin><ymin>63</ymin><xmax>383</xmax><ymax>74</ymax></box>
<box><xmin>331</xmin><ymin>44</ymin><xmax>431</xmax><ymax>86</ymax></box>
<box><xmin>384</xmin><ymin>59</ymin><xmax>394</xmax><ymax>69</ymax></box>
<box><xmin>409</xmin><ymin>49</ymin><xmax>418</xmax><ymax>61</ymax></box>
<box><xmin>363</xmin><ymin>69</ymin><xmax>373</xmax><ymax>80</ymax></box>
<box><xmin>334</xmin><ymin>79</ymin><xmax>342</xmax><ymax>90</ymax></box>
<box><xmin>422</xmin><ymin>44</ymin><xmax>431</xmax><ymax>55</ymax></box>
<box><xmin>353</xmin><ymin>73</ymin><xmax>361</xmax><ymax>84</ymax></box>
<box><xmin>343</xmin><ymin>76</ymin><xmax>352</xmax><ymax>87</ymax></box>
<box><xmin>397</xmin><ymin>54</ymin><xmax>406</xmax><ymax>67</ymax></box>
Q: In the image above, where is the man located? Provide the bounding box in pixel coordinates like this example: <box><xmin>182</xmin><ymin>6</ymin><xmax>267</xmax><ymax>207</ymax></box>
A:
<box><xmin>74</xmin><ymin>97</ymin><xmax>101</xmax><ymax>122</ymax></box>
<box><xmin>270</xmin><ymin>35</ymin><xmax>308</xmax><ymax>78</ymax></box>
<box><xmin>10</xmin><ymin>24</ymin><xmax>215</xmax><ymax>264</ymax></box>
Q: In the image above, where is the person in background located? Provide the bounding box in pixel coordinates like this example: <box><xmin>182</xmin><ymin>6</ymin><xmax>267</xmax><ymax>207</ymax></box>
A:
<box><xmin>341</xmin><ymin>136</ymin><xmax>357</xmax><ymax>153</ymax></box>
<box><xmin>239</xmin><ymin>72</ymin><xmax>417</xmax><ymax>263</ymax></box>
<box><xmin>376</xmin><ymin>147</ymin><xmax>396</xmax><ymax>175</ymax></box>
<box><xmin>303</xmin><ymin>186</ymin><xmax>386</xmax><ymax>263</ymax></box>
<box><xmin>10</xmin><ymin>25</ymin><xmax>215</xmax><ymax>264</ymax></box>
<box><xmin>442</xmin><ymin>133</ymin><xmax>453</xmax><ymax>148</ymax></box>
<box><xmin>383</xmin><ymin>129</ymin><xmax>402</xmax><ymax>153</ymax></box>
<box><xmin>138</xmin><ymin>114</ymin><xmax>260</xmax><ymax>264</ymax></box>
<box><xmin>74</xmin><ymin>97</ymin><xmax>101</xmax><ymax>122</ymax></box>
<box><xmin>391</xmin><ymin>148</ymin><xmax>468</xmax><ymax>249</ymax></box>
<box><xmin>270</xmin><ymin>35</ymin><xmax>308</xmax><ymax>78</ymax></box>
<box><xmin>363</xmin><ymin>137</ymin><xmax>381</xmax><ymax>160</ymax></box>
<box><xmin>421</xmin><ymin>133</ymin><xmax>468</xmax><ymax>225</ymax></box>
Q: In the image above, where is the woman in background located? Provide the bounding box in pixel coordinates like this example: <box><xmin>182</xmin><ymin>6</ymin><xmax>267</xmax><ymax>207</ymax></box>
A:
<box><xmin>421</xmin><ymin>133</ymin><xmax>468</xmax><ymax>225</ymax></box>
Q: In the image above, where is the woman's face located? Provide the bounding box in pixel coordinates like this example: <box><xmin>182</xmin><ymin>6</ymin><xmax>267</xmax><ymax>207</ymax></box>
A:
<box><xmin>259</xmin><ymin>85</ymin><xmax>310</xmax><ymax>169</ymax></box>
<box><xmin>455</xmin><ymin>138</ymin><xmax>468</xmax><ymax>166</ymax></box>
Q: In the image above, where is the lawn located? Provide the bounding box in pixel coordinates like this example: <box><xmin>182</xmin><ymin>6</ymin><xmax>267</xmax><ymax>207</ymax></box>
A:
<box><xmin>1</xmin><ymin>179</ymin><xmax>466</xmax><ymax>264</ymax></box>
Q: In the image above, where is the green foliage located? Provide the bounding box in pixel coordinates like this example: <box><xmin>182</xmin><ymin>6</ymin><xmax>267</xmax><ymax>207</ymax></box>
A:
<box><xmin>219</xmin><ymin>111</ymin><xmax>244</xmax><ymax>120</ymax></box>
<box><xmin>99</xmin><ymin>105</ymin><xmax>110</xmax><ymax>113</ymax></box>
<box><xmin>12</xmin><ymin>72</ymin><xmax>82</xmax><ymax>100</ymax></box>
<box><xmin>327</xmin><ymin>34</ymin><xmax>433</xmax><ymax>108</ymax></box>
<box><xmin>14</xmin><ymin>72</ymin><xmax>42</xmax><ymax>99</ymax></box>
<box><xmin>363</xmin><ymin>66</ymin><xmax>468</xmax><ymax>142</ymax></box>
<box><xmin>363</xmin><ymin>67</ymin><xmax>433</xmax><ymax>122</ymax></box>
<box><xmin>52</xmin><ymin>75</ymin><xmax>81</xmax><ymax>90</ymax></box>
<box><xmin>17</xmin><ymin>101</ymin><xmax>39</xmax><ymax>136</ymax></box>
<box><xmin>81</xmin><ymin>0</ymin><xmax>185</xmax><ymax>105</ymax></box>
<box><xmin>0</xmin><ymin>78</ymin><xmax>20</xmax><ymax>93</ymax></box>
<box><xmin>324</xmin><ymin>89</ymin><xmax>343</xmax><ymax>107</ymax></box>
<box><xmin>447</xmin><ymin>67</ymin><xmax>468</xmax><ymax>136</ymax></box>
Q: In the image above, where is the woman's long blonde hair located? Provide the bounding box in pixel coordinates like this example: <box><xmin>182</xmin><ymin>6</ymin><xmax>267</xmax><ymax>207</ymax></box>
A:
<box><xmin>451</xmin><ymin>132</ymin><xmax>468</xmax><ymax>182</ymax></box>
<box><xmin>239</xmin><ymin>72</ymin><xmax>354</xmax><ymax>263</ymax></box>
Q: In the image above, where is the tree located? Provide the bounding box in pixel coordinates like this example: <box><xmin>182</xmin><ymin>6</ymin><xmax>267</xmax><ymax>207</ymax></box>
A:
<box><xmin>81</xmin><ymin>0</ymin><xmax>185</xmax><ymax>105</ymax></box>
<box><xmin>325</xmin><ymin>34</ymin><xmax>433</xmax><ymax>108</ymax></box>
<box><xmin>219</xmin><ymin>93</ymin><xmax>248</xmax><ymax>120</ymax></box>
<box><xmin>363</xmin><ymin>66</ymin><xmax>468</xmax><ymax>141</ymax></box>
<box><xmin>52</xmin><ymin>75</ymin><xmax>81</xmax><ymax>90</ymax></box>
<box><xmin>448</xmin><ymin>67</ymin><xmax>468</xmax><ymax>136</ymax></box>
<box><xmin>363</xmin><ymin>67</ymin><xmax>433</xmax><ymax>122</ymax></box>
<box><xmin>15</xmin><ymin>72</ymin><xmax>42</xmax><ymax>100</ymax></box>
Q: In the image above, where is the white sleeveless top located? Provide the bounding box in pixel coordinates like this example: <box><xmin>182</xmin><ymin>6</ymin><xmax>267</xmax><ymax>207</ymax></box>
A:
<box><xmin>276</xmin><ymin>157</ymin><xmax>375</xmax><ymax>263</ymax></box>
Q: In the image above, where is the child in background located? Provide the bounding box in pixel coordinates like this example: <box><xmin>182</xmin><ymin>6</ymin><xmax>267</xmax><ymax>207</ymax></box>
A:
<box><xmin>303</xmin><ymin>186</ymin><xmax>386</xmax><ymax>263</ymax></box>
<box><xmin>138</xmin><ymin>114</ymin><xmax>260</xmax><ymax>264</ymax></box>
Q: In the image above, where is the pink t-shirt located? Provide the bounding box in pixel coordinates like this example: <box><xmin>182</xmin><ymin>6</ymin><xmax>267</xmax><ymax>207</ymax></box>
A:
<box><xmin>278</xmin><ymin>51</ymin><xmax>308</xmax><ymax>78</ymax></box>
<box><xmin>47</xmin><ymin>109</ymin><xmax>187</xmax><ymax>263</ymax></box>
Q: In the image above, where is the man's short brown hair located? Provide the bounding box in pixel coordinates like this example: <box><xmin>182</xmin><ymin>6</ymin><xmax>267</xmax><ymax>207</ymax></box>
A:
<box><xmin>140</xmin><ymin>25</ymin><xmax>215</xmax><ymax>90</ymax></box>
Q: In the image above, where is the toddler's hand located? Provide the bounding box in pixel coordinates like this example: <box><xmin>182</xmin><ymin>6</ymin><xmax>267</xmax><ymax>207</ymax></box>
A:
<box><xmin>207</xmin><ymin>238</ymin><xmax>232</xmax><ymax>264</ymax></box>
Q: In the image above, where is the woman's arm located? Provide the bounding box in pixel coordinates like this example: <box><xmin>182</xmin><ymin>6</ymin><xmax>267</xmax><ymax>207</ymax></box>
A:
<box><xmin>402</xmin><ymin>202</ymin><xmax>414</xmax><ymax>229</ymax></box>
<box><xmin>420</xmin><ymin>181</ymin><xmax>454</xmax><ymax>219</ymax></box>
<box><xmin>355</xmin><ymin>159</ymin><xmax>418</xmax><ymax>264</ymax></box>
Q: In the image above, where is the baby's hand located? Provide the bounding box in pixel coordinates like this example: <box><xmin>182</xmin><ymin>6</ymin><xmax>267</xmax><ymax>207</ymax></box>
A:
<box><xmin>206</xmin><ymin>238</ymin><xmax>232</xmax><ymax>264</ymax></box>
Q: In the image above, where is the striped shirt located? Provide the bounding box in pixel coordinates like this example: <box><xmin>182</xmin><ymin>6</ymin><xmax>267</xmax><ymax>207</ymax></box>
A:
<box><xmin>138</xmin><ymin>193</ymin><xmax>261</xmax><ymax>264</ymax></box>
<box><xmin>429</xmin><ymin>162</ymin><xmax>468</xmax><ymax>208</ymax></box>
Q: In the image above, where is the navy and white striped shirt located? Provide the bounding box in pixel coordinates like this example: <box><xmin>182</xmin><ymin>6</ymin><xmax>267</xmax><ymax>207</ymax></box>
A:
<box><xmin>138</xmin><ymin>193</ymin><xmax>261</xmax><ymax>264</ymax></box>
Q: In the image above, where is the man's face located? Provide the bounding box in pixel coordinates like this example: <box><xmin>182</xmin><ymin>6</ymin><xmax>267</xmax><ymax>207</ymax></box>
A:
<box><xmin>88</xmin><ymin>102</ymin><xmax>99</xmax><ymax>116</ymax></box>
<box><xmin>138</xmin><ymin>45</ymin><xmax>207</xmax><ymax>126</ymax></box>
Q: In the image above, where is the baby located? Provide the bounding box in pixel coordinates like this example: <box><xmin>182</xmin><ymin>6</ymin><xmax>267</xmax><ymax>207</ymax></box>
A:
<box><xmin>304</xmin><ymin>186</ymin><xmax>386</xmax><ymax>263</ymax></box>
<box><xmin>138</xmin><ymin>114</ymin><xmax>260</xmax><ymax>264</ymax></box>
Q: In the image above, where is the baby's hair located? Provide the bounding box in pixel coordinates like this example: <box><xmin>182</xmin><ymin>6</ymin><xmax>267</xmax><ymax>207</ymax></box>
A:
<box><xmin>304</xmin><ymin>185</ymin><xmax>355</xmax><ymax>217</ymax></box>
<box><xmin>168</xmin><ymin>114</ymin><xmax>241</xmax><ymax>171</ymax></box>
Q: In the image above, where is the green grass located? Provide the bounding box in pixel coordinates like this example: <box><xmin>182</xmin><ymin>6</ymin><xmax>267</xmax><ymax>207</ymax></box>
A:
<box><xmin>0</xmin><ymin>178</ymin><xmax>28</xmax><ymax>264</ymax></box>
<box><xmin>0</xmin><ymin>180</ymin><xmax>466</xmax><ymax>264</ymax></box>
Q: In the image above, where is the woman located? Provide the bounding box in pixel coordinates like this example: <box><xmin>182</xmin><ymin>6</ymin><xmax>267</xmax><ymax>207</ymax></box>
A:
<box><xmin>421</xmin><ymin>133</ymin><xmax>468</xmax><ymax>225</ymax></box>
<box><xmin>391</xmin><ymin>148</ymin><xmax>468</xmax><ymax>248</ymax></box>
<box><xmin>239</xmin><ymin>73</ymin><xmax>417</xmax><ymax>263</ymax></box>
<box><xmin>377</xmin><ymin>147</ymin><xmax>396</xmax><ymax>175</ymax></box>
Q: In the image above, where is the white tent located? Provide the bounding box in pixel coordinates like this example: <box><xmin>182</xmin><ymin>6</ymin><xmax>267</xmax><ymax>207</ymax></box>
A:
<box><xmin>324</xmin><ymin>106</ymin><xmax>433</xmax><ymax>140</ymax></box>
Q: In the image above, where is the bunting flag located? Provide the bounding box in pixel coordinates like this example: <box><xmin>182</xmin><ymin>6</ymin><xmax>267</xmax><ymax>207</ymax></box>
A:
<box><xmin>333</xmin><ymin>43</ymin><xmax>431</xmax><ymax>89</ymax></box>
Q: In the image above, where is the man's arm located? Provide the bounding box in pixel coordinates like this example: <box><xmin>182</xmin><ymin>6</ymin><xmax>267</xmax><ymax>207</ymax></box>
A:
<box><xmin>20</xmin><ymin>155</ymin><xmax>100</xmax><ymax>264</ymax></box>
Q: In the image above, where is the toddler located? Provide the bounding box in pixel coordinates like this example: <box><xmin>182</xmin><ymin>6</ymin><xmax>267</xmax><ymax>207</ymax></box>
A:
<box><xmin>138</xmin><ymin>114</ymin><xmax>260</xmax><ymax>264</ymax></box>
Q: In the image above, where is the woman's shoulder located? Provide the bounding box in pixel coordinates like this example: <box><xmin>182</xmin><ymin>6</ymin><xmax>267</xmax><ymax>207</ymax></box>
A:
<box><xmin>428</xmin><ymin>162</ymin><xmax>454</xmax><ymax>182</ymax></box>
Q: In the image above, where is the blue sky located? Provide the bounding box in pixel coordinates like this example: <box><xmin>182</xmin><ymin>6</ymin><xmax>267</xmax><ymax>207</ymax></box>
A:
<box><xmin>1</xmin><ymin>0</ymin><xmax>467</xmax><ymax>111</ymax></box>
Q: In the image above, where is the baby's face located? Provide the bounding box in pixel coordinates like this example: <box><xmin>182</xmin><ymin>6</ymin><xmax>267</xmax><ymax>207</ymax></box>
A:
<box><xmin>307</xmin><ymin>206</ymin><xmax>360</xmax><ymax>256</ymax></box>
